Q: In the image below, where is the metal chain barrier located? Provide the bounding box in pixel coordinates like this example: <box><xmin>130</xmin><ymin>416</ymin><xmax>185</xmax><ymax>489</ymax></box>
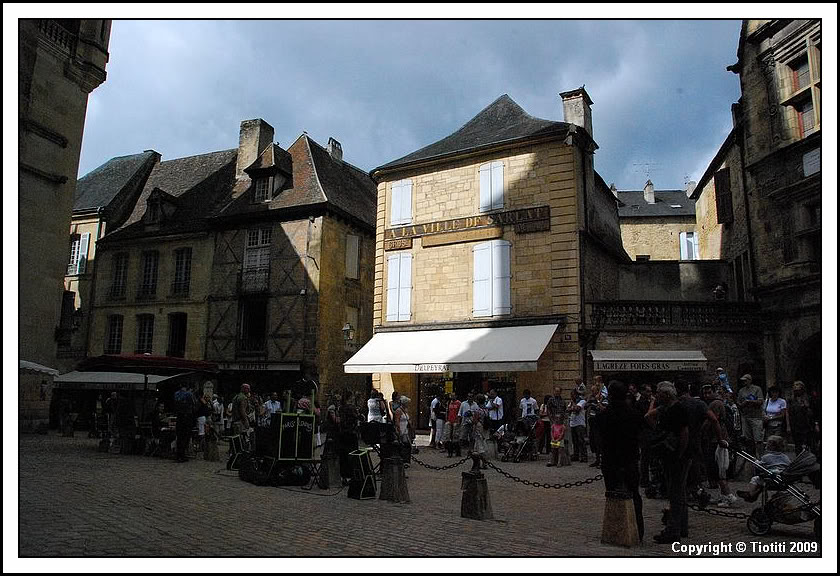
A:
<box><xmin>410</xmin><ymin>454</ymin><xmax>471</xmax><ymax>471</ymax></box>
<box><xmin>689</xmin><ymin>503</ymin><xmax>749</xmax><ymax>520</ymax></box>
<box><xmin>485</xmin><ymin>460</ymin><xmax>603</xmax><ymax>489</ymax></box>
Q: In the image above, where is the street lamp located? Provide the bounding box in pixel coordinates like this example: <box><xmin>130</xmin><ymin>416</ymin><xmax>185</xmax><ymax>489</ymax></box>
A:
<box><xmin>342</xmin><ymin>322</ymin><xmax>355</xmax><ymax>343</ymax></box>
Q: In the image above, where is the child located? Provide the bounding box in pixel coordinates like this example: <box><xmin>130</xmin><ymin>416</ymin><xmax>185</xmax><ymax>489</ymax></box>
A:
<box><xmin>546</xmin><ymin>417</ymin><xmax>569</xmax><ymax>467</ymax></box>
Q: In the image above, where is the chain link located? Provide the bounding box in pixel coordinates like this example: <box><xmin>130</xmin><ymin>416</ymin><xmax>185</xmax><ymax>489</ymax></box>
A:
<box><xmin>410</xmin><ymin>454</ymin><xmax>471</xmax><ymax>471</ymax></box>
<box><xmin>485</xmin><ymin>461</ymin><xmax>603</xmax><ymax>489</ymax></box>
<box><xmin>689</xmin><ymin>503</ymin><xmax>749</xmax><ymax>520</ymax></box>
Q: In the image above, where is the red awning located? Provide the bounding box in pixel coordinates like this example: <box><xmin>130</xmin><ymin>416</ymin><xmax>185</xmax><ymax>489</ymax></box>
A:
<box><xmin>75</xmin><ymin>355</ymin><xmax>218</xmax><ymax>375</ymax></box>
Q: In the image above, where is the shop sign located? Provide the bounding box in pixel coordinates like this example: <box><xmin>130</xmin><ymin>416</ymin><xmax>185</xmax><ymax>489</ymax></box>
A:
<box><xmin>414</xmin><ymin>363</ymin><xmax>450</xmax><ymax>372</ymax></box>
<box><xmin>220</xmin><ymin>362</ymin><xmax>298</xmax><ymax>371</ymax></box>
<box><xmin>594</xmin><ymin>361</ymin><xmax>706</xmax><ymax>372</ymax></box>
<box><xmin>384</xmin><ymin>205</ymin><xmax>550</xmax><ymax>242</ymax></box>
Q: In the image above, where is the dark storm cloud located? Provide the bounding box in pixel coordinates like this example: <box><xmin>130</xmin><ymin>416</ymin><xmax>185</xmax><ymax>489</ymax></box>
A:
<box><xmin>79</xmin><ymin>20</ymin><xmax>741</xmax><ymax>190</ymax></box>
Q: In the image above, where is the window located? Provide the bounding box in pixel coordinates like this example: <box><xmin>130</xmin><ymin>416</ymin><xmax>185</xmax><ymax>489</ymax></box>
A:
<box><xmin>105</xmin><ymin>315</ymin><xmax>123</xmax><ymax>354</ymax></box>
<box><xmin>345</xmin><ymin>234</ymin><xmax>360</xmax><ymax>280</ymax></box>
<box><xmin>679</xmin><ymin>232</ymin><xmax>698</xmax><ymax>261</ymax></box>
<box><xmin>109</xmin><ymin>253</ymin><xmax>128</xmax><ymax>298</ymax></box>
<box><xmin>167</xmin><ymin>313</ymin><xmax>187</xmax><ymax>358</ymax></box>
<box><xmin>479</xmin><ymin>161</ymin><xmax>504</xmax><ymax>212</ymax></box>
<box><xmin>385</xmin><ymin>252</ymin><xmax>412</xmax><ymax>322</ymax></box>
<box><xmin>172</xmin><ymin>247</ymin><xmax>192</xmax><ymax>295</ymax></box>
<box><xmin>146</xmin><ymin>199</ymin><xmax>162</xmax><ymax>224</ymax></box>
<box><xmin>136</xmin><ymin>314</ymin><xmax>154</xmax><ymax>354</ymax></box>
<box><xmin>239</xmin><ymin>299</ymin><xmax>268</xmax><ymax>352</ymax></box>
<box><xmin>714</xmin><ymin>167</ymin><xmax>733</xmax><ymax>224</ymax></box>
<box><xmin>473</xmin><ymin>240</ymin><xmax>512</xmax><ymax>317</ymax></box>
<box><xmin>66</xmin><ymin>232</ymin><xmax>90</xmax><ymax>275</ymax></box>
<box><xmin>389</xmin><ymin>179</ymin><xmax>412</xmax><ymax>226</ymax></box>
<box><xmin>636</xmin><ymin>255</ymin><xmax>651</xmax><ymax>262</ymax></box>
<box><xmin>783</xmin><ymin>38</ymin><xmax>820</xmax><ymax>140</ymax></box>
<box><xmin>138</xmin><ymin>251</ymin><xmax>159</xmax><ymax>298</ymax></box>
<box><xmin>255</xmin><ymin>177</ymin><xmax>271</xmax><ymax>203</ymax></box>
<box><xmin>242</xmin><ymin>228</ymin><xmax>271</xmax><ymax>292</ymax></box>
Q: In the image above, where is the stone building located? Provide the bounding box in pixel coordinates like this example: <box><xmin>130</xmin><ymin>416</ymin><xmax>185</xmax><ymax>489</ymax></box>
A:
<box><xmin>84</xmin><ymin>119</ymin><xmax>376</xmax><ymax>401</ymax></box>
<box><xmin>693</xmin><ymin>19</ymin><xmax>822</xmax><ymax>391</ymax></box>
<box><xmin>616</xmin><ymin>181</ymin><xmax>698</xmax><ymax>261</ymax></box>
<box><xmin>345</xmin><ymin>90</ymin><xmax>630</xmax><ymax>424</ymax></box>
<box><xmin>19</xmin><ymin>19</ymin><xmax>111</xmax><ymax>428</ymax></box>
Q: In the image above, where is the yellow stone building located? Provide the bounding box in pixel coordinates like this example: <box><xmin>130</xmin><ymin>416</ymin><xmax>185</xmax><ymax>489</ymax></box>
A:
<box><xmin>346</xmin><ymin>90</ymin><xmax>630</xmax><ymax>424</ymax></box>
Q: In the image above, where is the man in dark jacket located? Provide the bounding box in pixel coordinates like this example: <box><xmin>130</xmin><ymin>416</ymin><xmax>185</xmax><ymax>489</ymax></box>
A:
<box><xmin>174</xmin><ymin>384</ymin><xmax>196</xmax><ymax>462</ymax></box>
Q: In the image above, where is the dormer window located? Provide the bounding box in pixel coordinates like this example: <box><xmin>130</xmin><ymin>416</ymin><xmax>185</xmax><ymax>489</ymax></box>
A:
<box><xmin>255</xmin><ymin>177</ymin><xmax>271</xmax><ymax>203</ymax></box>
<box><xmin>147</xmin><ymin>199</ymin><xmax>162</xmax><ymax>223</ymax></box>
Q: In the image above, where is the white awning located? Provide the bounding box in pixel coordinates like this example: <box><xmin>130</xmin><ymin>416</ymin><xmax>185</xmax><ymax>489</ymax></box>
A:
<box><xmin>19</xmin><ymin>360</ymin><xmax>59</xmax><ymax>376</ymax></box>
<box><xmin>53</xmin><ymin>371</ymin><xmax>186</xmax><ymax>391</ymax></box>
<box><xmin>344</xmin><ymin>324</ymin><xmax>558</xmax><ymax>373</ymax></box>
<box><xmin>589</xmin><ymin>350</ymin><xmax>707</xmax><ymax>372</ymax></box>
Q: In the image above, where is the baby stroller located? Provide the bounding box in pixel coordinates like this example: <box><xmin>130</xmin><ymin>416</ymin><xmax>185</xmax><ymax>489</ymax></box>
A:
<box><xmin>736</xmin><ymin>449</ymin><xmax>821</xmax><ymax>537</ymax></box>
<box><xmin>498</xmin><ymin>417</ymin><xmax>538</xmax><ymax>463</ymax></box>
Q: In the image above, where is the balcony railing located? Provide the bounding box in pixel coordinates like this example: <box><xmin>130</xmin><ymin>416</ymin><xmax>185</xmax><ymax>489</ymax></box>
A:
<box><xmin>239</xmin><ymin>267</ymin><xmax>270</xmax><ymax>294</ymax></box>
<box><xmin>38</xmin><ymin>19</ymin><xmax>78</xmax><ymax>54</ymax></box>
<box><xmin>588</xmin><ymin>300</ymin><xmax>760</xmax><ymax>332</ymax></box>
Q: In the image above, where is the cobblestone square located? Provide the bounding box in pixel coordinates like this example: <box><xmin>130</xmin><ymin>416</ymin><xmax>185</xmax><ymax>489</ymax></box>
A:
<box><xmin>13</xmin><ymin>432</ymin><xmax>825</xmax><ymax>566</ymax></box>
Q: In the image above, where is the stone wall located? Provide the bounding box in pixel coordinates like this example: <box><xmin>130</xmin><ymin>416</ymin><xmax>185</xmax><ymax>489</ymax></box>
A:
<box><xmin>619</xmin><ymin>216</ymin><xmax>696</xmax><ymax>261</ymax></box>
<box><xmin>618</xmin><ymin>260</ymin><xmax>733</xmax><ymax>302</ymax></box>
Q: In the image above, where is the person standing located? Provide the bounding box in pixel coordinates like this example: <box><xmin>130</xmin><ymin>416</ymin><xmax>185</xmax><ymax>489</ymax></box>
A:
<box><xmin>196</xmin><ymin>391</ymin><xmax>211</xmax><ymax>454</ymax></box>
<box><xmin>486</xmin><ymin>389</ymin><xmax>504</xmax><ymax>434</ymax></box>
<box><xmin>367</xmin><ymin>389</ymin><xmax>385</xmax><ymax>423</ymax></box>
<box><xmin>701</xmin><ymin>385</ymin><xmax>738</xmax><ymax>508</ymax></box>
<box><xmin>471</xmin><ymin>394</ymin><xmax>490</xmax><ymax>468</ymax></box>
<box><xmin>432</xmin><ymin>393</ymin><xmax>446</xmax><ymax>449</ymax></box>
<box><xmin>586</xmin><ymin>383</ymin><xmax>608</xmax><ymax>468</ymax></box>
<box><xmin>715</xmin><ymin>367</ymin><xmax>733</xmax><ymax>394</ymax></box>
<box><xmin>211</xmin><ymin>394</ymin><xmax>224</xmax><ymax>437</ymax></box>
<box><xmin>788</xmin><ymin>381</ymin><xmax>816</xmax><ymax>454</ymax></box>
<box><xmin>538</xmin><ymin>395</ymin><xmax>552</xmax><ymax>455</ymax></box>
<box><xmin>231</xmin><ymin>383</ymin><xmax>252</xmax><ymax>450</ymax></box>
<box><xmin>599</xmin><ymin>380</ymin><xmax>646</xmax><ymax>541</ymax></box>
<box><xmin>444</xmin><ymin>394</ymin><xmax>462</xmax><ymax>458</ymax></box>
<box><xmin>458</xmin><ymin>392</ymin><xmax>479</xmax><ymax>453</ymax></box>
<box><xmin>174</xmin><ymin>384</ymin><xmax>196</xmax><ymax>463</ymax></box>
<box><xmin>763</xmin><ymin>385</ymin><xmax>788</xmax><ymax>441</ymax></box>
<box><xmin>105</xmin><ymin>391</ymin><xmax>119</xmax><ymax>440</ymax></box>
<box><xmin>428</xmin><ymin>394</ymin><xmax>441</xmax><ymax>447</ymax></box>
<box><xmin>568</xmin><ymin>384</ymin><xmax>588</xmax><ymax>463</ymax></box>
<box><xmin>519</xmin><ymin>389</ymin><xmax>538</xmax><ymax>421</ymax></box>
<box><xmin>737</xmin><ymin>374</ymin><xmax>764</xmax><ymax>456</ymax></box>
<box><xmin>264</xmin><ymin>392</ymin><xmax>283</xmax><ymax>421</ymax></box>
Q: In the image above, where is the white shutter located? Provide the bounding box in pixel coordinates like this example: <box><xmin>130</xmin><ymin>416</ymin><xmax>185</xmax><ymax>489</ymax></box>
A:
<box><xmin>473</xmin><ymin>243</ymin><xmax>492</xmax><ymax>317</ymax></box>
<box><xmin>345</xmin><ymin>234</ymin><xmax>360</xmax><ymax>279</ymax></box>
<box><xmin>77</xmin><ymin>232</ymin><xmax>91</xmax><ymax>274</ymax></box>
<box><xmin>492</xmin><ymin>240</ymin><xmax>511</xmax><ymax>315</ymax></box>
<box><xmin>679</xmin><ymin>232</ymin><xmax>688</xmax><ymax>260</ymax></box>
<box><xmin>491</xmin><ymin>161</ymin><xmax>504</xmax><ymax>209</ymax></box>
<box><xmin>479</xmin><ymin>164</ymin><xmax>491</xmax><ymax>212</ymax></box>
<box><xmin>386</xmin><ymin>254</ymin><xmax>400</xmax><ymax>321</ymax></box>
<box><xmin>400</xmin><ymin>180</ymin><xmax>412</xmax><ymax>224</ymax></box>
<box><xmin>390</xmin><ymin>181</ymin><xmax>403</xmax><ymax>225</ymax></box>
<box><xmin>691</xmin><ymin>233</ymin><xmax>699</xmax><ymax>261</ymax></box>
<box><xmin>398</xmin><ymin>252</ymin><xmax>412</xmax><ymax>321</ymax></box>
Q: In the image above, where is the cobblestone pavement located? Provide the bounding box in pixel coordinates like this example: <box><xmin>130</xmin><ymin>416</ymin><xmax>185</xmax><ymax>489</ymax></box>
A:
<box><xmin>16</xmin><ymin>432</ymin><xmax>822</xmax><ymax>559</ymax></box>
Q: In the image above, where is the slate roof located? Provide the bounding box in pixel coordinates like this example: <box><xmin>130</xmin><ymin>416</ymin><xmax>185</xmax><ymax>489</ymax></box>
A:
<box><xmin>616</xmin><ymin>189</ymin><xmax>696</xmax><ymax>218</ymax></box>
<box><xmin>245</xmin><ymin>143</ymin><xmax>292</xmax><ymax>176</ymax></box>
<box><xmin>215</xmin><ymin>134</ymin><xmax>376</xmax><ymax>229</ymax></box>
<box><xmin>374</xmin><ymin>94</ymin><xmax>571</xmax><ymax>173</ymax></box>
<box><xmin>74</xmin><ymin>151</ymin><xmax>157</xmax><ymax>211</ymax></box>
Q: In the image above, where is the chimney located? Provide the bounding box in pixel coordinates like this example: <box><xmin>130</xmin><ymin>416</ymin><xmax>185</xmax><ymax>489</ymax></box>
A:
<box><xmin>327</xmin><ymin>137</ymin><xmax>343</xmax><ymax>162</ymax></box>
<box><xmin>236</xmin><ymin>119</ymin><xmax>274</xmax><ymax>180</ymax></box>
<box><xmin>685</xmin><ymin>180</ymin><xmax>697</xmax><ymax>197</ymax></box>
<box><xmin>559</xmin><ymin>86</ymin><xmax>594</xmax><ymax>139</ymax></box>
<box><xmin>609</xmin><ymin>182</ymin><xmax>618</xmax><ymax>199</ymax></box>
<box><xmin>643</xmin><ymin>179</ymin><xmax>655</xmax><ymax>204</ymax></box>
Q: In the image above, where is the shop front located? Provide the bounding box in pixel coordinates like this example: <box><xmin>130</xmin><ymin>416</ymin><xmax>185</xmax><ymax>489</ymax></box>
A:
<box><xmin>588</xmin><ymin>349</ymin><xmax>708</xmax><ymax>389</ymax></box>
<box><xmin>345</xmin><ymin>324</ymin><xmax>558</xmax><ymax>429</ymax></box>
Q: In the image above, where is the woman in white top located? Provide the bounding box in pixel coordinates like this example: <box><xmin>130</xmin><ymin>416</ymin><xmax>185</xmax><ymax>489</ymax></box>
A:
<box><xmin>367</xmin><ymin>389</ymin><xmax>385</xmax><ymax>423</ymax></box>
<box><xmin>763</xmin><ymin>385</ymin><xmax>788</xmax><ymax>440</ymax></box>
<box><xmin>394</xmin><ymin>396</ymin><xmax>412</xmax><ymax>445</ymax></box>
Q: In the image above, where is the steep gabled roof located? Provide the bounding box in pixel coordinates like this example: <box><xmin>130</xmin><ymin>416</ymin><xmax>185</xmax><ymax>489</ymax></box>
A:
<box><xmin>374</xmin><ymin>94</ymin><xmax>570</xmax><ymax>174</ymax></box>
<box><xmin>74</xmin><ymin>151</ymin><xmax>157</xmax><ymax>211</ymax></box>
<box><xmin>245</xmin><ymin>142</ymin><xmax>292</xmax><ymax>176</ymax></box>
<box><xmin>616</xmin><ymin>189</ymin><xmax>696</xmax><ymax>218</ymax></box>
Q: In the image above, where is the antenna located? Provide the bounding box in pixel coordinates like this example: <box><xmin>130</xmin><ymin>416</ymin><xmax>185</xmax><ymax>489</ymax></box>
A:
<box><xmin>632</xmin><ymin>161</ymin><xmax>661</xmax><ymax>181</ymax></box>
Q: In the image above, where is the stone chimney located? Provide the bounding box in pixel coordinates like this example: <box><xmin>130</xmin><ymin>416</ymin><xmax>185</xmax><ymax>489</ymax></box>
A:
<box><xmin>643</xmin><ymin>179</ymin><xmax>655</xmax><ymax>204</ymax></box>
<box><xmin>685</xmin><ymin>180</ymin><xmax>697</xmax><ymax>197</ymax></box>
<box><xmin>327</xmin><ymin>137</ymin><xmax>343</xmax><ymax>162</ymax></box>
<box><xmin>559</xmin><ymin>86</ymin><xmax>594</xmax><ymax>139</ymax></box>
<box><xmin>236</xmin><ymin>119</ymin><xmax>275</xmax><ymax>180</ymax></box>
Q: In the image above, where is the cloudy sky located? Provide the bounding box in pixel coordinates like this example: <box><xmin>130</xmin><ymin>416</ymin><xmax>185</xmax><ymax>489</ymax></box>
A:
<box><xmin>78</xmin><ymin>19</ymin><xmax>743</xmax><ymax>190</ymax></box>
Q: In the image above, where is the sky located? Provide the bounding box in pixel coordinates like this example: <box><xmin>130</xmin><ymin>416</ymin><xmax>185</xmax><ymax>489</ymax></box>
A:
<box><xmin>78</xmin><ymin>19</ymin><xmax>744</xmax><ymax>191</ymax></box>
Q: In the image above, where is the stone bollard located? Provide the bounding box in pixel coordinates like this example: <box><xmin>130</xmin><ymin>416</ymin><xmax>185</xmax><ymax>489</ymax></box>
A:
<box><xmin>379</xmin><ymin>456</ymin><xmax>410</xmax><ymax>503</ymax></box>
<box><xmin>601</xmin><ymin>490</ymin><xmax>639</xmax><ymax>547</ymax></box>
<box><xmin>461</xmin><ymin>470</ymin><xmax>494</xmax><ymax>520</ymax></box>
<box><xmin>319</xmin><ymin>451</ymin><xmax>342</xmax><ymax>489</ymax></box>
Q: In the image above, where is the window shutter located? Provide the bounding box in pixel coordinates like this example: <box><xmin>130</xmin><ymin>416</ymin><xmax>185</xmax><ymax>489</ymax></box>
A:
<box><xmin>390</xmin><ymin>181</ymin><xmax>402</xmax><ymax>225</ymax></box>
<box><xmin>345</xmin><ymin>234</ymin><xmax>360</xmax><ymax>279</ymax></box>
<box><xmin>77</xmin><ymin>232</ymin><xmax>90</xmax><ymax>274</ymax></box>
<box><xmin>714</xmin><ymin>168</ymin><xmax>733</xmax><ymax>224</ymax></box>
<box><xmin>691</xmin><ymin>233</ymin><xmax>699</xmax><ymax>261</ymax></box>
<box><xmin>398</xmin><ymin>252</ymin><xmax>412</xmax><ymax>321</ymax></box>
<box><xmin>472</xmin><ymin>243</ymin><xmax>492</xmax><ymax>317</ymax></box>
<box><xmin>492</xmin><ymin>240</ymin><xmax>511</xmax><ymax>315</ymax></box>
<box><xmin>479</xmin><ymin>164</ymin><xmax>491</xmax><ymax>212</ymax></box>
<box><xmin>386</xmin><ymin>254</ymin><xmax>400</xmax><ymax>321</ymax></box>
<box><xmin>491</xmin><ymin>162</ymin><xmax>504</xmax><ymax>209</ymax></box>
<box><xmin>679</xmin><ymin>232</ymin><xmax>688</xmax><ymax>260</ymax></box>
<box><xmin>400</xmin><ymin>180</ymin><xmax>412</xmax><ymax>224</ymax></box>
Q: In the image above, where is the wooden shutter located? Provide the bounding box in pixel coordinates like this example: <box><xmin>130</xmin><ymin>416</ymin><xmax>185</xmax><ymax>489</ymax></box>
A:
<box><xmin>714</xmin><ymin>168</ymin><xmax>733</xmax><ymax>224</ymax></box>
<box><xmin>479</xmin><ymin>164</ymin><xmax>492</xmax><ymax>212</ymax></box>
<box><xmin>345</xmin><ymin>234</ymin><xmax>360</xmax><ymax>279</ymax></box>
<box><xmin>679</xmin><ymin>232</ymin><xmax>688</xmax><ymax>260</ymax></box>
<box><xmin>390</xmin><ymin>181</ymin><xmax>402</xmax><ymax>225</ymax></box>
<box><xmin>472</xmin><ymin>243</ymin><xmax>492</xmax><ymax>317</ymax></box>
<box><xmin>77</xmin><ymin>232</ymin><xmax>90</xmax><ymax>274</ymax></box>
<box><xmin>386</xmin><ymin>254</ymin><xmax>400</xmax><ymax>321</ymax></box>
<box><xmin>491</xmin><ymin>161</ymin><xmax>504</xmax><ymax>209</ymax></box>
<box><xmin>492</xmin><ymin>240</ymin><xmax>511</xmax><ymax>315</ymax></box>
<box><xmin>398</xmin><ymin>252</ymin><xmax>412</xmax><ymax>321</ymax></box>
<box><xmin>400</xmin><ymin>180</ymin><xmax>412</xmax><ymax>224</ymax></box>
